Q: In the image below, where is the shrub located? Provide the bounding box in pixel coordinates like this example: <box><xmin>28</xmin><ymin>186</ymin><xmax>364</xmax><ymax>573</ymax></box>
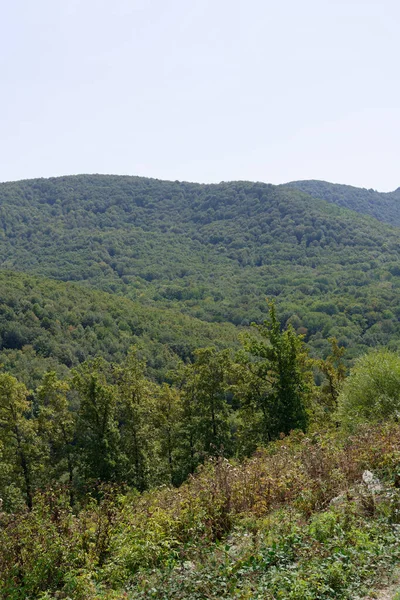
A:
<box><xmin>337</xmin><ymin>349</ymin><xmax>400</xmax><ymax>427</ymax></box>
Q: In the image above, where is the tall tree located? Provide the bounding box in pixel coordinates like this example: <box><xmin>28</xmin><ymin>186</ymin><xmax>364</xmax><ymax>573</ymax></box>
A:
<box><xmin>72</xmin><ymin>358</ymin><xmax>120</xmax><ymax>482</ymax></box>
<box><xmin>177</xmin><ymin>348</ymin><xmax>232</xmax><ymax>477</ymax></box>
<box><xmin>0</xmin><ymin>374</ymin><xmax>40</xmax><ymax>509</ymax></box>
<box><xmin>114</xmin><ymin>348</ymin><xmax>158</xmax><ymax>490</ymax></box>
<box><xmin>315</xmin><ymin>337</ymin><xmax>346</xmax><ymax>409</ymax></box>
<box><xmin>240</xmin><ymin>301</ymin><xmax>311</xmax><ymax>443</ymax></box>
<box><xmin>36</xmin><ymin>372</ymin><xmax>76</xmax><ymax>501</ymax></box>
<box><xmin>154</xmin><ymin>383</ymin><xmax>182</xmax><ymax>485</ymax></box>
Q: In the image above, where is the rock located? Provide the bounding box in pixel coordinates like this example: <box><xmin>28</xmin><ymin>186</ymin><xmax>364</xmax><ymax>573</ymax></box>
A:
<box><xmin>362</xmin><ymin>470</ymin><xmax>382</xmax><ymax>493</ymax></box>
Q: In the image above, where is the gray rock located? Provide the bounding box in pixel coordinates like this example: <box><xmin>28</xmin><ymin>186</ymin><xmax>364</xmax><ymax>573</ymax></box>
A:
<box><xmin>362</xmin><ymin>470</ymin><xmax>382</xmax><ymax>493</ymax></box>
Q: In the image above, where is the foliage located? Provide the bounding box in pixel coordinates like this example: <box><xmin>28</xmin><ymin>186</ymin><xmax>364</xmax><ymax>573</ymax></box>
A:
<box><xmin>36</xmin><ymin>372</ymin><xmax>75</xmax><ymax>500</ymax></box>
<box><xmin>0</xmin><ymin>175</ymin><xmax>400</xmax><ymax>358</ymax></box>
<box><xmin>177</xmin><ymin>347</ymin><xmax>233</xmax><ymax>478</ymax></box>
<box><xmin>314</xmin><ymin>337</ymin><xmax>347</xmax><ymax>409</ymax></box>
<box><xmin>0</xmin><ymin>301</ymin><xmax>328</xmax><ymax>509</ymax></box>
<box><xmin>1</xmin><ymin>424</ymin><xmax>400</xmax><ymax>598</ymax></box>
<box><xmin>0</xmin><ymin>374</ymin><xmax>43</xmax><ymax>509</ymax></box>
<box><xmin>239</xmin><ymin>301</ymin><xmax>311</xmax><ymax>442</ymax></box>
<box><xmin>337</xmin><ymin>349</ymin><xmax>400</xmax><ymax>427</ymax></box>
<box><xmin>286</xmin><ymin>179</ymin><xmax>400</xmax><ymax>227</ymax></box>
<box><xmin>0</xmin><ymin>270</ymin><xmax>238</xmax><ymax>386</ymax></box>
<box><xmin>73</xmin><ymin>358</ymin><xmax>121</xmax><ymax>482</ymax></box>
<box><xmin>114</xmin><ymin>349</ymin><xmax>161</xmax><ymax>490</ymax></box>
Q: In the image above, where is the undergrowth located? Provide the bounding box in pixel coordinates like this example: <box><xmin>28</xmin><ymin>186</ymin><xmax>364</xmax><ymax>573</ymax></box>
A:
<box><xmin>2</xmin><ymin>423</ymin><xmax>400</xmax><ymax>599</ymax></box>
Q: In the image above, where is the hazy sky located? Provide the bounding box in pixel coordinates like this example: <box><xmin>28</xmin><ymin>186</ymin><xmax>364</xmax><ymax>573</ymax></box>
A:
<box><xmin>1</xmin><ymin>0</ymin><xmax>399</xmax><ymax>190</ymax></box>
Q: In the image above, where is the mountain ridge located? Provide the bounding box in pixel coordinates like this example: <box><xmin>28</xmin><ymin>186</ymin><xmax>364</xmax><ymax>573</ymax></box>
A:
<box><xmin>1</xmin><ymin>172</ymin><xmax>398</xmax><ymax>193</ymax></box>
<box><xmin>284</xmin><ymin>179</ymin><xmax>400</xmax><ymax>226</ymax></box>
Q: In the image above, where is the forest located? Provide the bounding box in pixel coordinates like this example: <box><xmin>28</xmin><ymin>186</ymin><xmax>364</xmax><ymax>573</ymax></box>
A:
<box><xmin>1</xmin><ymin>175</ymin><xmax>400</xmax><ymax>599</ymax></box>
<box><xmin>285</xmin><ymin>179</ymin><xmax>400</xmax><ymax>227</ymax></box>
<box><xmin>0</xmin><ymin>175</ymin><xmax>400</xmax><ymax>357</ymax></box>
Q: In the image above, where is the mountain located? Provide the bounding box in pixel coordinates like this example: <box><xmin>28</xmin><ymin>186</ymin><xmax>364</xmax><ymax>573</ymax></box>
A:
<box><xmin>284</xmin><ymin>179</ymin><xmax>400</xmax><ymax>226</ymax></box>
<box><xmin>1</xmin><ymin>174</ymin><xmax>400</xmax><ymax>359</ymax></box>
<box><xmin>2</xmin><ymin>175</ymin><xmax>400</xmax><ymax>599</ymax></box>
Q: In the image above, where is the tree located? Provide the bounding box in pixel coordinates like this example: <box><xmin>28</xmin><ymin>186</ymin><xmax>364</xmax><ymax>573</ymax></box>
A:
<box><xmin>72</xmin><ymin>358</ymin><xmax>120</xmax><ymax>482</ymax></box>
<box><xmin>315</xmin><ymin>337</ymin><xmax>346</xmax><ymax>410</ymax></box>
<box><xmin>114</xmin><ymin>348</ymin><xmax>159</xmax><ymax>490</ymax></box>
<box><xmin>239</xmin><ymin>301</ymin><xmax>311</xmax><ymax>443</ymax></box>
<box><xmin>154</xmin><ymin>383</ymin><xmax>182</xmax><ymax>485</ymax></box>
<box><xmin>0</xmin><ymin>374</ymin><xmax>40</xmax><ymax>509</ymax></box>
<box><xmin>36</xmin><ymin>372</ymin><xmax>75</xmax><ymax>502</ymax></box>
<box><xmin>177</xmin><ymin>348</ymin><xmax>232</xmax><ymax>477</ymax></box>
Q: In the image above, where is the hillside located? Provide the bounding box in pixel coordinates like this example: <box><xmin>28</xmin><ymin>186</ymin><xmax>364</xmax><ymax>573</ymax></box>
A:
<box><xmin>0</xmin><ymin>270</ymin><xmax>238</xmax><ymax>387</ymax></box>
<box><xmin>1</xmin><ymin>175</ymin><xmax>400</xmax><ymax>357</ymax></box>
<box><xmin>284</xmin><ymin>179</ymin><xmax>400</xmax><ymax>226</ymax></box>
<box><xmin>2</xmin><ymin>424</ymin><xmax>400</xmax><ymax>599</ymax></box>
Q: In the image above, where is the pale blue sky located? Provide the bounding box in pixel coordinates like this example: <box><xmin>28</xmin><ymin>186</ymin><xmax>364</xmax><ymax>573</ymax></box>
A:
<box><xmin>1</xmin><ymin>0</ymin><xmax>399</xmax><ymax>190</ymax></box>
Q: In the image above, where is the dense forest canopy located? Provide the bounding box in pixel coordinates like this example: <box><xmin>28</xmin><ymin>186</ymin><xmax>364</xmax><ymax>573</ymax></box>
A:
<box><xmin>0</xmin><ymin>175</ymin><xmax>400</xmax><ymax>360</ymax></box>
<box><xmin>285</xmin><ymin>179</ymin><xmax>400</xmax><ymax>226</ymax></box>
<box><xmin>0</xmin><ymin>271</ymin><xmax>238</xmax><ymax>387</ymax></box>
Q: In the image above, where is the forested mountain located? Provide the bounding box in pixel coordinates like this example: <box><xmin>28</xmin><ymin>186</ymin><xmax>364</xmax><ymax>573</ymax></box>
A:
<box><xmin>1</xmin><ymin>174</ymin><xmax>400</xmax><ymax>358</ymax></box>
<box><xmin>285</xmin><ymin>179</ymin><xmax>400</xmax><ymax>226</ymax></box>
<box><xmin>2</xmin><ymin>174</ymin><xmax>400</xmax><ymax>599</ymax></box>
<box><xmin>0</xmin><ymin>271</ymin><xmax>238</xmax><ymax>387</ymax></box>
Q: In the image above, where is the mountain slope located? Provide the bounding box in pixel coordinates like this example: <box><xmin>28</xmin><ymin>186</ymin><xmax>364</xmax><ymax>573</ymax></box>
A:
<box><xmin>1</xmin><ymin>175</ymin><xmax>400</xmax><ymax>357</ymax></box>
<box><xmin>0</xmin><ymin>270</ymin><xmax>238</xmax><ymax>386</ymax></box>
<box><xmin>284</xmin><ymin>179</ymin><xmax>400</xmax><ymax>226</ymax></box>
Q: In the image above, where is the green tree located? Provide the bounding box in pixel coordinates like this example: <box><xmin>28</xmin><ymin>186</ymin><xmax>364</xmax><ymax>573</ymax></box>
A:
<box><xmin>315</xmin><ymin>337</ymin><xmax>346</xmax><ymax>410</ymax></box>
<box><xmin>115</xmin><ymin>348</ymin><xmax>159</xmax><ymax>490</ymax></box>
<box><xmin>178</xmin><ymin>348</ymin><xmax>232</xmax><ymax>477</ymax></box>
<box><xmin>0</xmin><ymin>374</ymin><xmax>40</xmax><ymax>509</ymax></box>
<box><xmin>72</xmin><ymin>358</ymin><xmax>120</xmax><ymax>482</ymax></box>
<box><xmin>36</xmin><ymin>372</ymin><xmax>75</xmax><ymax>501</ymax></box>
<box><xmin>232</xmin><ymin>351</ymin><xmax>272</xmax><ymax>455</ymax></box>
<box><xmin>154</xmin><ymin>383</ymin><xmax>182</xmax><ymax>485</ymax></box>
<box><xmin>240</xmin><ymin>301</ymin><xmax>311</xmax><ymax>443</ymax></box>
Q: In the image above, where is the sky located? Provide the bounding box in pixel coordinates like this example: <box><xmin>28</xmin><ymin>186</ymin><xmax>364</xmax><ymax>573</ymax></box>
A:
<box><xmin>1</xmin><ymin>0</ymin><xmax>399</xmax><ymax>191</ymax></box>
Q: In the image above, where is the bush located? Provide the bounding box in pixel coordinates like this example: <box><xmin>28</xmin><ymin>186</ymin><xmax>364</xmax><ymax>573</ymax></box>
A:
<box><xmin>337</xmin><ymin>349</ymin><xmax>400</xmax><ymax>427</ymax></box>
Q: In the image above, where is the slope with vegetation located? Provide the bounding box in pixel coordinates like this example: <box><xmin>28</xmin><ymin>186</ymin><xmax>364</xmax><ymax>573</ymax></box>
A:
<box><xmin>1</xmin><ymin>175</ymin><xmax>400</xmax><ymax>358</ymax></box>
<box><xmin>0</xmin><ymin>270</ymin><xmax>238</xmax><ymax>387</ymax></box>
<box><xmin>0</xmin><ymin>302</ymin><xmax>315</xmax><ymax>509</ymax></box>
<box><xmin>1</xmin><ymin>174</ymin><xmax>400</xmax><ymax>598</ymax></box>
<box><xmin>1</xmin><ymin>297</ymin><xmax>400</xmax><ymax>598</ymax></box>
<box><xmin>285</xmin><ymin>179</ymin><xmax>400</xmax><ymax>227</ymax></box>
<box><xmin>2</xmin><ymin>422</ymin><xmax>400</xmax><ymax>599</ymax></box>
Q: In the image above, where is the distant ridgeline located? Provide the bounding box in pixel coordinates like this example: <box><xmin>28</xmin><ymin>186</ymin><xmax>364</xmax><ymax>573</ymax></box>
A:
<box><xmin>284</xmin><ymin>179</ymin><xmax>400</xmax><ymax>227</ymax></box>
<box><xmin>0</xmin><ymin>174</ymin><xmax>399</xmax><ymax>374</ymax></box>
